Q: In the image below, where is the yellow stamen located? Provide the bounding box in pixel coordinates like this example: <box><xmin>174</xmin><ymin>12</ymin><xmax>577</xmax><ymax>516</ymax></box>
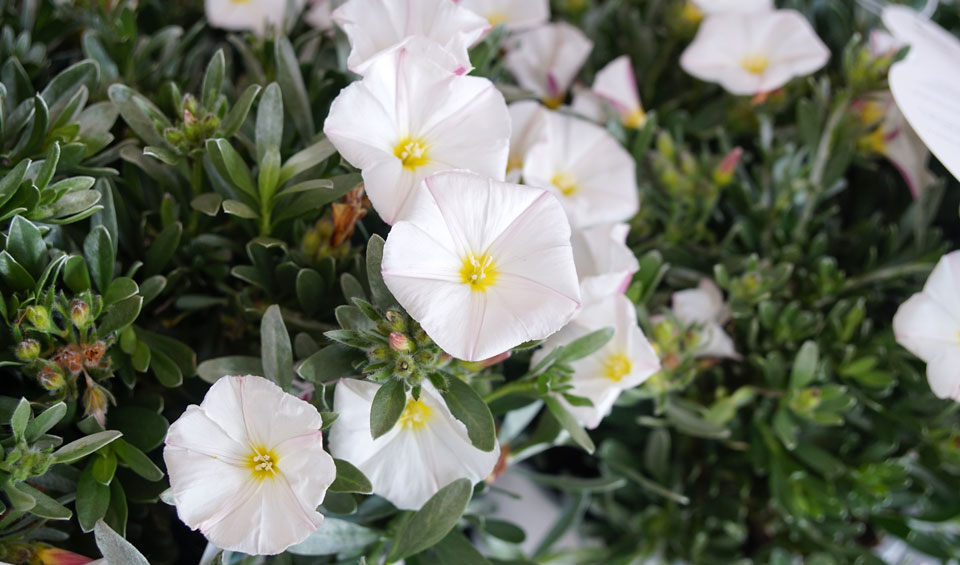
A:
<box><xmin>551</xmin><ymin>172</ymin><xmax>579</xmax><ymax>196</ymax></box>
<box><xmin>394</xmin><ymin>136</ymin><xmax>430</xmax><ymax>169</ymax></box>
<box><xmin>681</xmin><ymin>1</ymin><xmax>704</xmax><ymax>25</ymax></box>
<box><xmin>858</xmin><ymin>127</ymin><xmax>887</xmax><ymax>154</ymax></box>
<box><xmin>603</xmin><ymin>353</ymin><xmax>632</xmax><ymax>382</ymax></box>
<box><xmin>487</xmin><ymin>12</ymin><xmax>508</xmax><ymax>27</ymax></box>
<box><xmin>398</xmin><ymin>398</ymin><xmax>433</xmax><ymax>430</ymax></box>
<box><xmin>247</xmin><ymin>446</ymin><xmax>279</xmax><ymax>481</ymax></box>
<box><xmin>623</xmin><ymin>108</ymin><xmax>647</xmax><ymax>129</ymax></box>
<box><xmin>740</xmin><ymin>54</ymin><xmax>770</xmax><ymax>75</ymax></box>
<box><xmin>858</xmin><ymin>100</ymin><xmax>886</xmax><ymax>126</ymax></box>
<box><xmin>460</xmin><ymin>253</ymin><xmax>499</xmax><ymax>292</ymax></box>
<box><xmin>507</xmin><ymin>156</ymin><xmax>524</xmax><ymax>173</ymax></box>
<box><xmin>543</xmin><ymin>95</ymin><xmax>564</xmax><ymax>109</ymax></box>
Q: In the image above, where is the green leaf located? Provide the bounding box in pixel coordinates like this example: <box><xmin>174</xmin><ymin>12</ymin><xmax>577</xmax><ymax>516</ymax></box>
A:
<box><xmin>261</xmin><ymin>305</ymin><xmax>293</xmax><ymax>391</ymax></box>
<box><xmin>298</xmin><ymin>345</ymin><xmax>363</xmax><ymax>384</ymax></box>
<box><xmin>105</xmin><ymin>477</ymin><xmax>128</xmax><ymax>537</ymax></box>
<box><xmin>220</xmin><ymin>84</ymin><xmax>262</xmax><ymax>138</ymax></box>
<box><xmin>107</xmin><ymin>84</ymin><xmax>170</xmax><ymax>149</ymax></box>
<box><xmin>191</xmin><ymin>193</ymin><xmax>223</xmax><ymax>216</ymax></box>
<box><xmin>97</xmin><ymin>295</ymin><xmax>143</xmax><ymax>335</ymax></box>
<box><xmin>25</xmin><ymin>401</ymin><xmax>66</xmax><ymax>441</ymax></box>
<box><xmin>287</xmin><ymin>517</ymin><xmax>381</xmax><ymax>556</ymax></box>
<box><xmin>519</xmin><ymin>470</ymin><xmax>626</xmax><ymax>493</ymax></box>
<box><xmin>7</xmin><ymin>215</ymin><xmax>46</xmax><ymax>278</ymax></box>
<box><xmin>330</xmin><ymin>458</ymin><xmax>374</xmax><ymax>494</ymax></box>
<box><xmin>94</xmin><ymin>519</ymin><xmax>150</xmax><ymax>565</ymax></box>
<box><xmin>274</xmin><ymin>36</ymin><xmax>315</xmax><ymax>141</ymax></box>
<box><xmin>222</xmin><ymin>199</ymin><xmax>259</xmax><ymax>219</ymax></box>
<box><xmin>53</xmin><ymin>430</ymin><xmax>123</xmax><ymax>464</ymax></box>
<box><xmin>279</xmin><ymin>138</ymin><xmax>336</xmax><ymax>185</ymax></box>
<box><xmin>543</xmin><ymin>396</ymin><xmax>595</xmax><ymax>454</ymax></box>
<box><xmin>201</xmin><ymin>49</ymin><xmax>225</xmax><ymax>110</ymax></box>
<box><xmin>3</xmin><ymin>481</ymin><xmax>36</xmax><ymax>512</ymax></box>
<box><xmin>149</xmin><ymin>350</ymin><xmax>183</xmax><ymax>388</ymax></box>
<box><xmin>91</xmin><ymin>451</ymin><xmax>118</xmax><ymax>485</ymax></box>
<box><xmin>207</xmin><ymin>138</ymin><xmax>257</xmax><ymax>198</ymax></box>
<box><xmin>113</xmin><ymin>439</ymin><xmax>164</xmax><ymax>482</ymax></box>
<box><xmin>370</xmin><ymin>378</ymin><xmax>406</xmax><ymax>440</ymax></box>
<box><xmin>77</xmin><ymin>463</ymin><xmax>110</xmax><ymax>532</ymax></box>
<box><xmin>366</xmin><ymin>235</ymin><xmax>397</xmax><ymax>308</ymax></box>
<box><xmin>110</xmin><ymin>406</ymin><xmax>168</xmax><ymax>452</ymax></box>
<box><xmin>0</xmin><ymin>250</ymin><xmax>36</xmax><ymax>290</ymax></box>
<box><xmin>197</xmin><ymin>355</ymin><xmax>264</xmax><ymax>384</ymax></box>
<box><xmin>143</xmin><ymin>221</ymin><xmax>182</xmax><ymax>277</ymax></box>
<box><xmin>557</xmin><ymin>327</ymin><xmax>614</xmax><ymax>364</ymax></box>
<box><xmin>17</xmin><ymin>483</ymin><xmax>71</xmax><ymax>520</ymax></box>
<box><xmin>0</xmin><ymin>159</ymin><xmax>30</xmax><ymax>210</ymax></box>
<box><xmin>258</xmin><ymin>147</ymin><xmax>281</xmax><ymax>203</ymax></box>
<box><xmin>10</xmin><ymin>397</ymin><xmax>30</xmax><ymax>441</ymax></box>
<box><xmin>34</xmin><ymin>143</ymin><xmax>60</xmax><ymax>190</ymax></box>
<box><xmin>432</xmin><ymin>529</ymin><xmax>491</xmax><ymax>564</ymax></box>
<box><xmin>790</xmin><ymin>341</ymin><xmax>820</xmax><ymax>390</ymax></box>
<box><xmin>83</xmin><ymin>225</ymin><xmax>115</xmax><ymax>293</ymax></box>
<box><xmin>296</xmin><ymin>268</ymin><xmax>326</xmax><ymax>316</ymax></box>
<box><xmin>63</xmin><ymin>254</ymin><xmax>92</xmax><ymax>292</ymax></box>
<box><xmin>255</xmin><ymin>83</ymin><xmax>283</xmax><ymax>163</ymax></box>
<box><xmin>387</xmin><ymin>478</ymin><xmax>473</xmax><ymax>562</ymax></box>
<box><xmin>104</xmin><ymin>277</ymin><xmax>139</xmax><ymax>305</ymax></box>
<box><xmin>441</xmin><ymin>376</ymin><xmax>496</xmax><ymax>452</ymax></box>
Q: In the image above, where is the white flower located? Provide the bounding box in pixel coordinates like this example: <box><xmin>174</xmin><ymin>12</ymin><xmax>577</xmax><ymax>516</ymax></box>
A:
<box><xmin>304</xmin><ymin>0</ymin><xmax>333</xmax><ymax>30</ymax></box>
<box><xmin>381</xmin><ymin>170</ymin><xmax>581</xmax><ymax>362</ymax></box>
<box><xmin>893</xmin><ymin>251</ymin><xmax>960</xmax><ymax>402</ymax></box>
<box><xmin>163</xmin><ymin>375</ymin><xmax>336</xmax><ymax>555</ymax></box>
<box><xmin>506</xmin><ymin>100</ymin><xmax>547</xmax><ymax>181</ymax></box>
<box><xmin>332</xmin><ymin>0</ymin><xmax>489</xmax><ymax>75</ymax></box>
<box><xmin>571</xmin><ymin>223</ymin><xmax>639</xmax><ymax>305</ymax></box>
<box><xmin>504</xmin><ymin>22</ymin><xmax>594</xmax><ymax>108</ymax></box>
<box><xmin>531</xmin><ymin>294</ymin><xmax>661</xmax><ymax>429</ymax></box>
<box><xmin>679</xmin><ymin>9</ymin><xmax>830</xmax><ymax>95</ymax></box>
<box><xmin>323</xmin><ymin>43</ymin><xmax>511</xmax><ymax>224</ymax></box>
<box><xmin>693</xmin><ymin>0</ymin><xmax>773</xmax><ymax>15</ymax></box>
<box><xmin>884</xmin><ymin>6</ymin><xmax>960</xmax><ymax>183</ymax></box>
<box><xmin>522</xmin><ymin>110</ymin><xmax>639</xmax><ymax>228</ymax></box>
<box><xmin>893</xmin><ymin>251</ymin><xmax>960</xmax><ymax>401</ymax></box>
<box><xmin>457</xmin><ymin>0</ymin><xmax>549</xmax><ymax>31</ymax></box>
<box><xmin>329</xmin><ymin>379</ymin><xmax>500</xmax><ymax>510</ymax></box>
<box><xmin>854</xmin><ymin>93</ymin><xmax>934</xmax><ymax>198</ymax></box>
<box><xmin>572</xmin><ymin>55</ymin><xmax>646</xmax><ymax>129</ymax></box>
<box><xmin>205</xmin><ymin>0</ymin><xmax>305</xmax><ymax>35</ymax></box>
<box><xmin>671</xmin><ymin>279</ymin><xmax>739</xmax><ymax>359</ymax></box>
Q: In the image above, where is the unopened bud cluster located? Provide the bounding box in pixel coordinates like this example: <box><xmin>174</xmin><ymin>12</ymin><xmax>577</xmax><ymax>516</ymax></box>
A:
<box><xmin>163</xmin><ymin>94</ymin><xmax>221</xmax><ymax>155</ymax></box>
<box><xmin>363</xmin><ymin>309</ymin><xmax>446</xmax><ymax>387</ymax></box>
<box><xmin>10</xmin><ymin>291</ymin><xmax>116</xmax><ymax>423</ymax></box>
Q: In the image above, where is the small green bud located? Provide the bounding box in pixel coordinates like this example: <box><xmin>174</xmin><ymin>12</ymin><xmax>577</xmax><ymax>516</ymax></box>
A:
<box><xmin>25</xmin><ymin>306</ymin><xmax>50</xmax><ymax>331</ymax></box>
<box><xmin>385</xmin><ymin>310</ymin><xmax>407</xmax><ymax>333</ymax></box>
<box><xmin>369</xmin><ymin>346</ymin><xmax>391</xmax><ymax>362</ymax></box>
<box><xmin>15</xmin><ymin>339</ymin><xmax>41</xmax><ymax>361</ymax></box>
<box><xmin>70</xmin><ymin>299</ymin><xmax>90</xmax><ymax>328</ymax></box>
<box><xmin>394</xmin><ymin>354</ymin><xmax>415</xmax><ymax>378</ymax></box>
<box><xmin>656</xmin><ymin>131</ymin><xmax>676</xmax><ymax>161</ymax></box>
<box><xmin>37</xmin><ymin>365</ymin><xmax>65</xmax><ymax>392</ymax></box>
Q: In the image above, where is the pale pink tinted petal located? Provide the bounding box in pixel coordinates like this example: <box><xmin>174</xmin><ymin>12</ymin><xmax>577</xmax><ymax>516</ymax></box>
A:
<box><xmin>592</xmin><ymin>56</ymin><xmax>642</xmax><ymax>116</ymax></box>
<box><xmin>508</xmin><ymin>100</ymin><xmax>548</xmax><ymax>170</ymax></box>
<box><xmin>672</xmin><ymin>279</ymin><xmax>727</xmax><ymax>325</ymax></box>
<box><xmin>460</xmin><ymin>0</ymin><xmax>549</xmax><ymax>31</ymax></box>
<box><xmin>922</xmin><ymin>252</ymin><xmax>960</xmax><ymax>322</ymax></box>
<box><xmin>505</xmin><ymin>23</ymin><xmax>593</xmax><ymax>99</ymax></box>
<box><xmin>572</xmin><ymin>223</ymin><xmax>639</xmax><ymax>304</ymax></box>
<box><xmin>273</xmin><ymin>431</ymin><xmax>337</xmax><ymax>519</ymax></box>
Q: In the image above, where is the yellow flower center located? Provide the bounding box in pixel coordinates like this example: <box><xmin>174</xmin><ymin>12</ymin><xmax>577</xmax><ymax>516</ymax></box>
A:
<box><xmin>394</xmin><ymin>136</ymin><xmax>430</xmax><ymax>170</ymax></box>
<box><xmin>681</xmin><ymin>1</ymin><xmax>704</xmax><ymax>24</ymax></box>
<box><xmin>460</xmin><ymin>253</ymin><xmax>498</xmax><ymax>292</ymax></box>
<box><xmin>858</xmin><ymin>100</ymin><xmax>886</xmax><ymax>126</ymax></box>
<box><xmin>740</xmin><ymin>54</ymin><xmax>770</xmax><ymax>75</ymax></box>
<box><xmin>543</xmin><ymin>95</ymin><xmax>564</xmax><ymax>109</ymax></box>
<box><xmin>858</xmin><ymin>127</ymin><xmax>887</xmax><ymax>154</ymax></box>
<box><xmin>623</xmin><ymin>108</ymin><xmax>647</xmax><ymax>129</ymax></box>
<box><xmin>551</xmin><ymin>172</ymin><xmax>579</xmax><ymax>196</ymax></box>
<box><xmin>487</xmin><ymin>12</ymin><xmax>508</xmax><ymax>26</ymax></box>
<box><xmin>603</xmin><ymin>353</ymin><xmax>632</xmax><ymax>382</ymax></box>
<box><xmin>247</xmin><ymin>446</ymin><xmax>279</xmax><ymax>481</ymax></box>
<box><xmin>507</xmin><ymin>156</ymin><xmax>524</xmax><ymax>173</ymax></box>
<box><xmin>231</xmin><ymin>0</ymin><xmax>252</xmax><ymax>3</ymax></box>
<box><xmin>398</xmin><ymin>398</ymin><xmax>433</xmax><ymax>430</ymax></box>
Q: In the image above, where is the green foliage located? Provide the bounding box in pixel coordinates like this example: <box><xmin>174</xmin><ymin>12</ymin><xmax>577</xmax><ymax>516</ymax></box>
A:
<box><xmin>1</xmin><ymin>0</ymin><xmax>959</xmax><ymax>563</ymax></box>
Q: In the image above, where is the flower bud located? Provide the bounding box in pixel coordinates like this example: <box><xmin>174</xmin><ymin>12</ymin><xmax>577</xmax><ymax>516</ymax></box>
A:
<box><xmin>389</xmin><ymin>332</ymin><xmax>412</xmax><ymax>353</ymax></box>
<box><xmin>34</xmin><ymin>545</ymin><xmax>96</xmax><ymax>565</ymax></box>
<box><xmin>52</xmin><ymin>344</ymin><xmax>83</xmax><ymax>375</ymax></box>
<box><xmin>164</xmin><ymin>127</ymin><xmax>185</xmax><ymax>147</ymax></box>
<box><xmin>83</xmin><ymin>384</ymin><xmax>109</xmax><ymax>427</ymax></box>
<box><xmin>679</xmin><ymin>150</ymin><xmax>698</xmax><ymax>177</ymax></box>
<box><xmin>16</xmin><ymin>339</ymin><xmax>41</xmax><ymax>361</ymax></box>
<box><xmin>384</xmin><ymin>310</ymin><xmax>407</xmax><ymax>333</ymax></box>
<box><xmin>712</xmin><ymin>147</ymin><xmax>743</xmax><ymax>187</ymax></box>
<box><xmin>25</xmin><ymin>305</ymin><xmax>50</xmax><ymax>331</ymax></box>
<box><xmin>369</xmin><ymin>345</ymin><xmax>390</xmax><ymax>362</ymax></box>
<box><xmin>70</xmin><ymin>300</ymin><xmax>90</xmax><ymax>328</ymax></box>
<box><xmin>394</xmin><ymin>354</ymin><xmax>415</xmax><ymax>378</ymax></box>
<box><xmin>37</xmin><ymin>366</ymin><xmax>66</xmax><ymax>392</ymax></box>
<box><xmin>656</xmin><ymin>131</ymin><xmax>676</xmax><ymax>161</ymax></box>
